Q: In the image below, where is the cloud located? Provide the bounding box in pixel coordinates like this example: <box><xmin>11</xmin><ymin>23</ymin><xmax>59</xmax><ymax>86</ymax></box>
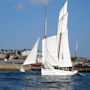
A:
<box><xmin>13</xmin><ymin>4</ymin><xmax>26</xmax><ymax>10</ymax></box>
<box><xmin>29</xmin><ymin>0</ymin><xmax>51</xmax><ymax>4</ymax></box>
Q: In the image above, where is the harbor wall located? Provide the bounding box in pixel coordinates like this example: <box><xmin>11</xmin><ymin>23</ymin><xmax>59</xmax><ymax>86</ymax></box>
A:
<box><xmin>0</xmin><ymin>62</ymin><xmax>90</xmax><ymax>72</ymax></box>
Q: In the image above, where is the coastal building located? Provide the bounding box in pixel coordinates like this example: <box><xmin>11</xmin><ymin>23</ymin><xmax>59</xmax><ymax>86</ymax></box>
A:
<box><xmin>0</xmin><ymin>53</ymin><xmax>5</xmax><ymax>59</ymax></box>
<box><xmin>21</xmin><ymin>49</ymin><xmax>31</xmax><ymax>56</ymax></box>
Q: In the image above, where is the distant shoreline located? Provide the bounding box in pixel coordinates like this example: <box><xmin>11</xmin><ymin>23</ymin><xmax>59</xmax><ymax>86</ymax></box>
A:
<box><xmin>0</xmin><ymin>61</ymin><xmax>89</xmax><ymax>72</ymax></box>
<box><xmin>0</xmin><ymin>49</ymin><xmax>90</xmax><ymax>72</ymax></box>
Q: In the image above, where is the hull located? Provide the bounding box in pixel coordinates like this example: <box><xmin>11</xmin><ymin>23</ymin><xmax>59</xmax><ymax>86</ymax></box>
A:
<box><xmin>41</xmin><ymin>68</ymin><xmax>78</xmax><ymax>76</ymax></box>
<box><xmin>20</xmin><ymin>66</ymin><xmax>25</xmax><ymax>72</ymax></box>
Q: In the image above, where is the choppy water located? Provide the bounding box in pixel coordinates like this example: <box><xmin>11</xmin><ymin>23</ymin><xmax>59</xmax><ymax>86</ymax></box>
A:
<box><xmin>0</xmin><ymin>71</ymin><xmax>90</xmax><ymax>90</ymax></box>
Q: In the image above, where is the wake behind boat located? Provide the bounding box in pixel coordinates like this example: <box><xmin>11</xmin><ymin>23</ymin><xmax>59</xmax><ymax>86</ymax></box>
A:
<box><xmin>41</xmin><ymin>1</ymin><xmax>78</xmax><ymax>75</ymax></box>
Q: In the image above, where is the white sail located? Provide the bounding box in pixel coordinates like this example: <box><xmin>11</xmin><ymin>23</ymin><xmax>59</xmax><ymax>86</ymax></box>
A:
<box><xmin>57</xmin><ymin>1</ymin><xmax>68</xmax><ymax>50</ymax></box>
<box><xmin>57</xmin><ymin>1</ymin><xmax>72</xmax><ymax>67</ymax></box>
<box><xmin>57</xmin><ymin>1</ymin><xmax>68</xmax><ymax>59</ymax></box>
<box><xmin>57</xmin><ymin>1</ymin><xmax>68</xmax><ymax>35</ymax></box>
<box><xmin>58</xmin><ymin>28</ymin><xmax>72</xmax><ymax>67</ymax></box>
<box><xmin>23</xmin><ymin>38</ymin><xmax>39</xmax><ymax>65</ymax></box>
<box><xmin>42</xmin><ymin>35</ymin><xmax>58</xmax><ymax>67</ymax></box>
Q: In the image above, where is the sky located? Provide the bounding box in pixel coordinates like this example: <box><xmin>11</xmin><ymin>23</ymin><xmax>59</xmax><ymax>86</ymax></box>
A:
<box><xmin>0</xmin><ymin>0</ymin><xmax>90</xmax><ymax>59</ymax></box>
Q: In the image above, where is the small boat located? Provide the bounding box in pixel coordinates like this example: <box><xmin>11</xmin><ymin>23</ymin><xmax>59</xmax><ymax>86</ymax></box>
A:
<box><xmin>20</xmin><ymin>65</ymin><xmax>25</xmax><ymax>72</ymax></box>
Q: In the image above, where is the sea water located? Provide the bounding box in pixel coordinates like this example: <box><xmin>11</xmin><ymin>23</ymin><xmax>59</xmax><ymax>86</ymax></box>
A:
<box><xmin>0</xmin><ymin>71</ymin><xmax>90</xmax><ymax>90</ymax></box>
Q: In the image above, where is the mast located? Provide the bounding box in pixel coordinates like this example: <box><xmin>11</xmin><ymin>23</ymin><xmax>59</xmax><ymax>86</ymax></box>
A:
<box><xmin>74</xmin><ymin>42</ymin><xmax>78</xmax><ymax>66</ymax></box>
<box><xmin>44</xmin><ymin>4</ymin><xmax>47</xmax><ymax>38</ymax></box>
<box><xmin>42</xmin><ymin>4</ymin><xmax>48</xmax><ymax>68</ymax></box>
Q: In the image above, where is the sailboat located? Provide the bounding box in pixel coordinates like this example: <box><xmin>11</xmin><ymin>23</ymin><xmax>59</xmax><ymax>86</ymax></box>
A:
<box><xmin>20</xmin><ymin>38</ymin><xmax>39</xmax><ymax>72</ymax></box>
<box><xmin>41</xmin><ymin>1</ymin><xmax>78</xmax><ymax>75</ymax></box>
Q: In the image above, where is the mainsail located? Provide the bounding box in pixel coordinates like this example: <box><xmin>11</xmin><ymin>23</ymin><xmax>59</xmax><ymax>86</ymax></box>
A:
<box><xmin>57</xmin><ymin>1</ymin><xmax>72</xmax><ymax>67</ymax></box>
